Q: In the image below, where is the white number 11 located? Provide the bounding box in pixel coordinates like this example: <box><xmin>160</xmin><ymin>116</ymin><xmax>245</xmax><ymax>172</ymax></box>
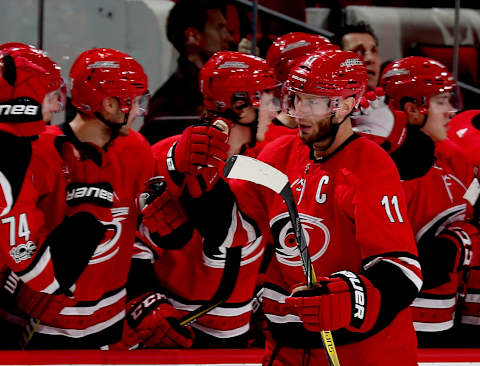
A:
<box><xmin>381</xmin><ymin>195</ymin><xmax>404</xmax><ymax>223</ymax></box>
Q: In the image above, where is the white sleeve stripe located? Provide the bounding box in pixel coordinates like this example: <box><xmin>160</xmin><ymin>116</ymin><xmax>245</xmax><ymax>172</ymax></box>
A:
<box><xmin>381</xmin><ymin>258</ymin><xmax>423</xmax><ymax>291</ymax></box>
<box><xmin>0</xmin><ymin>169</ymin><xmax>13</xmax><ymax>216</ymax></box>
<box><xmin>364</xmin><ymin>255</ymin><xmax>421</xmax><ymax>271</ymax></box>
<box><xmin>132</xmin><ymin>242</ymin><xmax>154</xmax><ymax>262</ymax></box>
<box><xmin>262</xmin><ymin>288</ymin><xmax>288</xmax><ymax>303</ymax></box>
<box><xmin>41</xmin><ymin>279</ymin><xmax>60</xmax><ymax>294</ymax></box>
<box><xmin>466</xmin><ymin>293</ymin><xmax>480</xmax><ymax>303</ymax></box>
<box><xmin>412</xmin><ymin>296</ymin><xmax>456</xmax><ymax>309</ymax></box>
<box><xmin>396</xmin><ymin>256</ymin><xmax>421</xmax><ymax>270</ymax></box>
<box><xmin>36</xmin><ymin>309</ymin><xmax>125</xmax><ymax>337</ymax></box>
<box><xmin>415</xmin><ymin>204</ymin><xmax>466</xmax><ymax>242</ymax></box>
<box><xmin>19</xmin><ymin>246</ymin><xmax>52</xmax><ymax>283</ymax></box>
<box><xmin>60</xmin><ymin>289</ymin><xmax>126</xmax><ymax>316</ymax></box>
<box><xmin>413</xmin><ymin>319</ymin><xmax>454</xmax><ymax>332</ymax></box>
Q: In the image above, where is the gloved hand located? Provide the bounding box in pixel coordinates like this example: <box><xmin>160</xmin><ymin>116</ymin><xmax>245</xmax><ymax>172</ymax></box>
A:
<box><xmin>171</xmin><ymin>124</ymin><xmax>229</xmax><ymax>175</ymax></box>
<box><xmin>120</xmin><ymin>292</ymin><xmax>195</xmax><ymax>349</ymax></box>
<box><xmin>285</xmin><ymin>271</ymin><xmax>381</xmax><ymax>333</ymax></box>
<box><xmin>438</xmin><ymin>221</ymin><xmax>480</xmax><ymax>272</ymax></box>
<box><xmin>137</xmin><ymin>176</ymin><xmax>187</xmax><ymax>235</ymax></box>
<box><xmin>0</xmin><ymin>270</ymin><xmax>74</xmax><ymax>324</ymax></box>
<box><xmin>14</xmin><ymin>278</ymin><xmax>75</xmax><ymax>324</ymax></box>
<box><xmin>185</xmin><ymin>167</ymin><xmax>221</xmax><ymax>198</ymax></box>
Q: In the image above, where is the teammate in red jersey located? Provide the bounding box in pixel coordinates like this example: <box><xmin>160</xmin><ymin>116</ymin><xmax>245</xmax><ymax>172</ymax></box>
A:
<box><xmin>354</xmin><ymin>56</ymin><xmax>478</xmax><ymax>347</ymax></box>
<box><xmin>262</xmin><ymin>32</ymin><xmax>339</xmax><ymax>143</ymax></box>
<box><xmin>119</xmin><ymin>51</ymin><xmax>279</xmax><ymax>349</ymax></box>
<box><xmin>18</xmin><ymin>48</ymin><xmax>155</xmax><ymax>349</ymax></box>
<box><xmin>0</xmin><ymin>43</ymin><xmax>112</xmax><ymax>348</ymax></box>
<box><xmin>381</xmin><ymin>56</ymin><xmax>472</xmax><ymax>186</ymax></box>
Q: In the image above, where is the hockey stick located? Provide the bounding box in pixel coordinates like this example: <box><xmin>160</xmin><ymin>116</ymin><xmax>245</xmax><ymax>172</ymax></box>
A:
<box><xmin>178</xmin><ymin>246</ymin><xmax>242</xmax><ymax>327</ymax></box>
<box><xmin>224</xmin><ymin>155</ymin><xmax>340</xmax><ymax>366</ymax></box>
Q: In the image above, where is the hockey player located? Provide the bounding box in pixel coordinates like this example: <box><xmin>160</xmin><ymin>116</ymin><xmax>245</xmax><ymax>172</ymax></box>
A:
<box><xmin>263</xmin><ymin>32</ymin><xmax>338</xmax><ymax>142</ymax></box>
<box><xmin>119</xmin><ymin>51</ymin><xmax>278</xmax><ymax>349</ymax></box>
<box><xmin>254</xmin><ymin>50</ymin><xmax>422</xmax><ymax>366</ymax></box>
<box><xmin>353</xmin><ymin>56</ymin><xmax>478</xmax><ymax>347</ymax></box>
<box><xmin>381</xmin><ymin>57</ymin><xmax>472</xmax><ymax>186</ymax></box>
<box><xmin>0</xmin><ymin>43</ymin><xmax>110</xmax><ymax>348</ymax></box>
<box><xmin>18</xmin><ymin>48</ymin><xmax>155</xmax><ymax>349</ymax></box>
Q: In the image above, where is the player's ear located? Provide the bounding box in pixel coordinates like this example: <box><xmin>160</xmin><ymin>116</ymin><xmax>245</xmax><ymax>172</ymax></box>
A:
<box><xmin>338</xmin><ymin>96</ymin><xmax>355</xmax><ymax>119</ymax></box>
<box><xmin>100</xmin><ymin>96</ymin><xmax>118</xmax><ymax>115</ymax></box>
<box><xmin>185</xmin><ymin>27</ymin><xmax>202</xmax><ymax>47</ymax></box>
<box><xmin>404</xmin><ymin>101</ymin><xmax>424</xmax><ymax>126</ymax></box>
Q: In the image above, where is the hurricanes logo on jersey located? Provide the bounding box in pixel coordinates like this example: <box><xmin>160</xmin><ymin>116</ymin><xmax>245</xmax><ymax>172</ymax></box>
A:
<box><xmin>88</xmin><ymin>207</ymin><xmax>128</xmax><ymax>265</ymax></box>
<box><xmin>270</xmin><ymin>212</ymin><xmax>330</xmax><ymax>266</ymax></box>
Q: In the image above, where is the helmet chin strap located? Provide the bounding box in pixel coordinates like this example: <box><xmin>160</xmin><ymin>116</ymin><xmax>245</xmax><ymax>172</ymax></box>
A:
<box><xmin>94</xmin><ymin>111</ymin><xmax>128</xmax><ymax>150</ymax></box>
<box><xmin>419</xmin><ymin>113</ymin><xmax>428</xmax><ymax>129</ymax></box>
<box><xmin>310</xmin><ymin>111</ymin><xmax>350</xmax><ymax>153</ymax></box>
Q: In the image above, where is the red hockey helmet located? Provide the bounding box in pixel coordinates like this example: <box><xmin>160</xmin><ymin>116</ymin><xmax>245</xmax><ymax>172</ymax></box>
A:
<box><xmin>380</xmin><ymin>56</ymin><xmax>458</xmax><ymax>114</ymax></box>
<box><xmin>284</xmin><ymin>50</ymin><xmax>367</xmax><ymax>117</ymax></box>
<box><xmin>199</xmin><ymin>51</ymin><xmax>278</xmax><ymax>113</ymax></box>
<box><xmin>266</xmin><ymin>32</ymin><xmax>339</xmax><ymax>82</ymax></box>
<box><xmin>69</xmin><ymin>48</ymin><xmax>148</xmax><ymax>116</ymax></box>
<box><xmin>0</xmin><ymin>42</ymin><xmax>64</xmax><ymax>136</ymax></box>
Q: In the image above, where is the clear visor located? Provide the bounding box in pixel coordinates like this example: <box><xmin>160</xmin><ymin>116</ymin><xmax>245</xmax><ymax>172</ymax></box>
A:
<box><xmin>258</xmin><ymin>83</ymin><xmax>282</xmax><ymax>113</ymax></box>
<box><xmin>282</xmin><ymin>87</ymin><xmax>341</xmax><ymax>119</ymax></box>
<box><xmin>42</xmin><ymin>81</ymin><xmax>67</xmax><ymax>115</ymax></box>
<box><xmin>131</xmin><ymin>91</ymin><xmax>151</xmax><ymax>117</ymax></box>
<box><xmin>429</xmin><ymin>89</ymin><xmax>462</xmax><ymax>115</ymax></box>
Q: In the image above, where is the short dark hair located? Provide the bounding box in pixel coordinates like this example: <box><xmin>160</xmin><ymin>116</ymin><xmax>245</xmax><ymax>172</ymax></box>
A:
<box><xmin>334</xmin><ymin>22</ymin><xmax>379</xmax><ymax>49</ymax></box>
<box><xmin>166</xmin><ymin>0</ymin><xmax>225</xmax><ymax>54</ymax></box>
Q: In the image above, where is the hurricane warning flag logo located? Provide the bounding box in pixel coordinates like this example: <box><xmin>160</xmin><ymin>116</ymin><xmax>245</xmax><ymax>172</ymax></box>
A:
<box><xmin>270</xmin><ymin>212</ymin><xmax>330</xmax><ymax>267</ymax></box>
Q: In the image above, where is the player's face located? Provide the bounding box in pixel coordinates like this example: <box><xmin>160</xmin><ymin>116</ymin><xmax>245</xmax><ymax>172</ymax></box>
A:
<box><xmin>232</xmin><ymin>97</ymin><xmax>256</xmax><ymax>125</ymax></box>
<box><xmin>258</xmin><ymin>90</ymin><xmax>281</xmax><ymax>122</ymax></box>
<box><xmin>200</xmin><ymin>9</ymin><xmax>233</xmax><ymax>57</ymax></box>
<box><xmin>122</xmin><ymin>92</ymin><xmax>150</xmax><ymax>135</ymax></box>
<box><xmin>42</xmin><ymin>82</ymin><xmax>66</xmax><ymax>122</ymax></box>
<box><xmin>423</xmin><ymin>93</ymin><xmax>457</xmax><ymax>141</ymax></box>
<box><xmin>342</xmin><ymin>33</ymin><xmax>380</xmax><ymax>91</ymax></box>
<box><xmin>293</xmin><ymin>92</ymin><xmax>333</xmax><ymax>143</ymax></box>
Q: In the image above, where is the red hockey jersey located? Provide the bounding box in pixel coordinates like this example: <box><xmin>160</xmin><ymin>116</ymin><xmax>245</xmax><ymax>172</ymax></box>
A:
<box><xmin>0</xmin><ymin>131</ymin><xmax>63</xmax><ymax>294</ymax></box>
<box><xmin>403</xmin><ymin>159</ymin><xmax>468</xmax><ymax>334</ymax></box>
<box><xmin>133</xmin><ymin>135</ymin><xmax>267</xmax><ymax>345</ymax></box>
<box><xmin>230</xmin><ymin>134</ymin><xmax>422</xmax><ymax>366</ymax></box>
<box><xmin>26</xmin><ymin>125</ymin><xmax>154</xmax><ymax>348</ymax></box>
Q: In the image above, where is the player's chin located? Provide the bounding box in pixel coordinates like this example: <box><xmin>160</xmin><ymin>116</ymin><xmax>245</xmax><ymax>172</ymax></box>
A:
<box><xmin>299</xmin><ymin>130</ymin><xmax>315</xmax><ymax>144</ymax></box>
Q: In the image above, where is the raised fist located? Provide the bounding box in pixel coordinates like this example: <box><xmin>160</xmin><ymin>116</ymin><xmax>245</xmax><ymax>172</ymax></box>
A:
<box><xmin>137</xmin><ymin>176</ymin><xmax>188</xmax><ymax>235</ymax></box>
<box><xmin>171</xmin><ymin>124</ymin><xmax>229</xmax><ymax>175</ymax></box>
